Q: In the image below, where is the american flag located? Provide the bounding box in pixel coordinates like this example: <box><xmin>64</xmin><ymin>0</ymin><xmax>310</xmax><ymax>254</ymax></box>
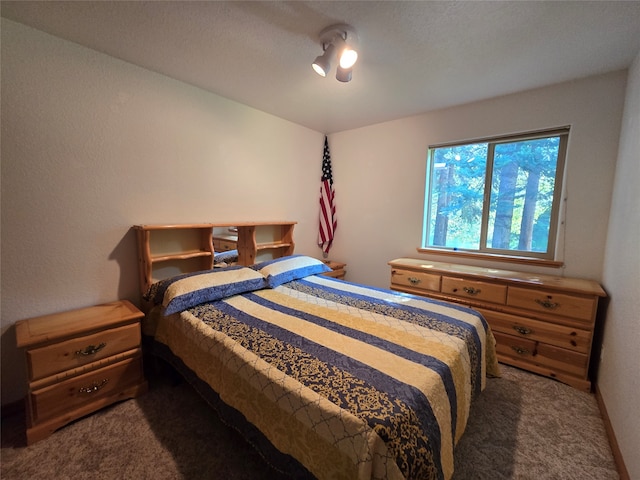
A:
<box><xmin>318</xmin><ymin>136</ymin><xmax>337</xmax><ymax>254</ymax></box>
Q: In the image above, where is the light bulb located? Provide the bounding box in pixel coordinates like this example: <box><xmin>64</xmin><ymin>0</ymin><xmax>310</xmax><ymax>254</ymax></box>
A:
<box><xmin>339</xmin><ymin>49</ymin><xmax>358</xmax><ymax>69</ymax></box>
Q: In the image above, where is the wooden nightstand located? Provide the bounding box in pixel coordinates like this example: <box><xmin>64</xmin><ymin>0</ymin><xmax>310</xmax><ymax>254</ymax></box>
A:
<box><xmin>321</xmin><ymin>260</ymin><xmax>347</xmax><ymax>279</ymax></box>
<box><xmin>15</xmin><ymin>300</ymin><xmax>148</xmax><ymax>444</ymax></box>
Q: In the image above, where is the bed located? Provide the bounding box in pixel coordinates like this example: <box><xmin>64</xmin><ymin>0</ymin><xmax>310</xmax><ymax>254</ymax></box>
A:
<box><xmin>140</xmin><ymin>253</ymin><xmax>499</xmax><ymax>480</ymax></box>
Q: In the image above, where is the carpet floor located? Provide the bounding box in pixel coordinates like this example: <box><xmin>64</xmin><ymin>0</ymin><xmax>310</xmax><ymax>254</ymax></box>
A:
<box><xmin>1</xmin><ymin>364</ymin><xmax>619</xmax><ymax>480</ymax></box>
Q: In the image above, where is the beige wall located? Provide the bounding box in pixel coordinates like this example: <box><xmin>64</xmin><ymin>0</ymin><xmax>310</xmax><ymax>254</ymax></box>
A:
<box><xmin>2</xmin><ymin>18</ymin><xmax>637</xmax><ymax>473</ymax></box>
<box><xmin>328</xmin><ymin>71</ymin><xmax>627</xmax><ymax>289</ymax></box>
<box><xmin>1</xmin><ymin>19</ymin><xmax>323</xmax><ymax>404</ymax></box>
<box><xmin>600</xmin><ymin>52</ymin><xmax>640</xmax><ymax>479</ymax></box>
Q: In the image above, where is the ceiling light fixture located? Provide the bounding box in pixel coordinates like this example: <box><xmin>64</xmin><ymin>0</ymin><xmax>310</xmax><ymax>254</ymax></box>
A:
<box><xmin>312</xmin><ymin>24</ymin><xmax>359</xmax><ymax>83</ymax></box>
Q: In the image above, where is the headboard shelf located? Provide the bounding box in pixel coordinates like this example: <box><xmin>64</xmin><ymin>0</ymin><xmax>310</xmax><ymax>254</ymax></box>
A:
<box><xmin>150</xmin><ymin>250</ymin><xmax>213</xmax><ymax>263</ymax></box>
<box><xmin>256</xmin><ymin>241</ymin><xmax>292</xmax><ymax>250</ymax></box>
<box><xmin>134</xmin><ymin>222</ymin><xmax>296</xmax><ymax>308</ymax></box>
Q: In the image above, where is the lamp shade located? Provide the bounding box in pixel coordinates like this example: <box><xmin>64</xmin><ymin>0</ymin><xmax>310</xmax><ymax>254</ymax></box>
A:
<box><xmin>332</xmin><ymin>36</ymin><xmax>358</xmax><ymax>69</ymax></box>
<box><xmin>336</xmin><ymin>65</ymin><xmax>353</xmax><ymax>83</ymax></box>
<box><xmin>312</xmin><ymin>43</ymin><xmax>336</xmax><ymax>77</ymax></box>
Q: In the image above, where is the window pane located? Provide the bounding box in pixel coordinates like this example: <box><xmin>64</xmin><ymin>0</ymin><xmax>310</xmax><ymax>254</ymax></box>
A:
<box><xmin>427</xmin><ymin>144</ymin><xmax>487</xmax><ymax>249</ymax></box>
<box><xmin>486</xmin><ymin>137</ymin><xmax>560</xmax><ymax>253</ymax></box>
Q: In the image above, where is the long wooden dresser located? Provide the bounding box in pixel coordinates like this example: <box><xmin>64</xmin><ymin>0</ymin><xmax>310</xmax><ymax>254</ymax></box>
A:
<box><xmin>388</xmin><ymin>258</ymin><xmax>606</xmax><ymax>392</ymax></box>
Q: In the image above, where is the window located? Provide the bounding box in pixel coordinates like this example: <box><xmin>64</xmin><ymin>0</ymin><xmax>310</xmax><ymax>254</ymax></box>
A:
<box><xmin>422</xmin><ymin>127</ymin><xmax>568</xmax><ymax>261</ymax></box>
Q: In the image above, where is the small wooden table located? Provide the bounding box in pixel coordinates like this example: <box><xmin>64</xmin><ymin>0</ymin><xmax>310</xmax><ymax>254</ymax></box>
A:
<box><xmin>15</xmin><ymin>300</ymin><xmax>147</xmax><ymax>444</ymax></box>
<box><xmin>322</xmin><ymin>260</ymin><xmax>347</xmax><ymax>279</ymax></box>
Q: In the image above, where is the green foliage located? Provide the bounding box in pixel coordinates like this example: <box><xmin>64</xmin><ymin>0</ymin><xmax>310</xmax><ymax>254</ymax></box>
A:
<box><xmin>426</xmin><ymin>136</ymin><xmax>561</xmax><ymax>254</ymax></box>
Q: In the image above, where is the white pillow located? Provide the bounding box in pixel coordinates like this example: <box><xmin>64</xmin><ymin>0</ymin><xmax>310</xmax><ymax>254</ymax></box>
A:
<box><xmin>253</xmin><ymin>255</ymin><xmax>332</xmax><ymax>288</ymax></box>
<box><xmin>145</xmin><ymin>266</ymin><xmax>266</xmax><ymax>315</ymax></box>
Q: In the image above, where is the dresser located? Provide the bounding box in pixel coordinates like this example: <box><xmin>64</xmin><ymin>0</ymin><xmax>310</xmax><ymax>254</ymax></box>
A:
<box><xmin>388</xmin><ymin>258</ymin><xmax>606</xmax><ymax>392</ymax></box>
<box><xmin>213</xmin><ymin>232</ymin><xmax>238</xmax><ymax>252</ymax></box>
<box><xmin>15</xmin><ymin>300</ymin><xmax>148</xmax><ymax>444</ymax></box>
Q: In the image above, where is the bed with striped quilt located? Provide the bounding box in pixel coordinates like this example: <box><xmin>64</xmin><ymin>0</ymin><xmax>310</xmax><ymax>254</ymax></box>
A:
<box><xmin>142</xmin><ymin>256</ymin><xmax>499</xmax><ymax>480</ymax></box>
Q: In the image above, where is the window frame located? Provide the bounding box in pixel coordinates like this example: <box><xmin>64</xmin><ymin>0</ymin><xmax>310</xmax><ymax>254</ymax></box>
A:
<box><xmin>420</xmin><ymin>126</ymin><xmax>569</xmax><ymax>265</ymax></box>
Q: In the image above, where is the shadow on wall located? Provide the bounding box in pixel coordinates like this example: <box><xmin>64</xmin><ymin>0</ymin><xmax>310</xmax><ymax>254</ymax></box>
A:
<box><xmin>109</xmin><ymin>227</ymin><xmax>143</xmax><ymax>309</ymax></box>
<box><xmin>1</xmin><ymin>325</ymin><xmax>27</xmax><ymax>409</ymax></box>
<box><xmin>1</xmin><ymin>228</ymin><xmax>140</xmax><ymax>409</ymax></box>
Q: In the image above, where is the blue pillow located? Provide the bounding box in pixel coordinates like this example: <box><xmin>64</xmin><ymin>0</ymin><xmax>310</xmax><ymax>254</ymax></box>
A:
<box><xmin>144</xmin><ymin>266</ymin><xmax>266</xmax><ymax>315</ymax></box>
<box><xmin>214</xmin><ymin>249</ymin><xmax>239</xmax><ymax>265</ymax></box>
<box><xmin>253</xmin><ymin>255</ymin><xmax>332</xmax><ymax>288</ymax></box>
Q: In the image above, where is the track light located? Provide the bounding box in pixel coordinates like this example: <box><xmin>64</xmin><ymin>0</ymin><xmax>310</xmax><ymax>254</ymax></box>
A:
<box><xmin>312</xmin><ymin>24</ymin><xmax>359</xmax><ymax>83</ymax></box>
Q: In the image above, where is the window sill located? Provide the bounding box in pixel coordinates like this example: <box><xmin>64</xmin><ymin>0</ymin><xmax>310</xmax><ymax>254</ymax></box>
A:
<box><xmin>416</xmin><ymin>248</ymin><xmax>564</xmax><ymax>268</ymax></box>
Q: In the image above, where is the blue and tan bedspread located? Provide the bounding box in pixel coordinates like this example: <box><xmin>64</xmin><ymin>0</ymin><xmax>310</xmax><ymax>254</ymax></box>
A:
<box><xmin>146</xmin><ymin>274</ymin><xmax>499</xmax><ymax>480</ymax></box>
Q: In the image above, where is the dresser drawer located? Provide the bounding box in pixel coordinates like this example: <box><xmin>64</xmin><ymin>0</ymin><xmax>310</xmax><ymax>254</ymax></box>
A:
<box><xmin>494</xmin><ymin>331</ymin><xmax>537</xmax><ymax>359</ymax></box>
<box><xmin>478</xmin><ymin>308</ymin><xmax>592</xmax><ymax>354</ymax></box>
<box><xmin>441</xmin><ymin>276</ymin><xmax>507</xmax><ymax>305</ymax></box>
<box><xmin>534</xmin><ymin>343</ymin><xmax>589</xmax><ymax>377</ymax></box>
<box><xmin>390</xmin><ymin>268</ymin><xmax>440</xmax><ymax>292</ymax></box>
<box><xmin>507</xmin><ymin>287</ymin><xmax>596</xmax><ymax>322</ymax></box>
<box><xmin>29</xmin><ymin>355</ymin><xmax>144</xmax><ymax>423</ymax></box>
<box><xmin>213</xmin><ymin>238</ymin><xmax>237</xmax><ymax>252</ymax></box>
<box><xmin>26</xmin><ymin>322</ymin><xmax>141</xmax><ymax>382</ymax></box>
<box><xmin>494</xmin><ymin>331</ymin><xmax>588</xmax><ymax>377</ymax></box>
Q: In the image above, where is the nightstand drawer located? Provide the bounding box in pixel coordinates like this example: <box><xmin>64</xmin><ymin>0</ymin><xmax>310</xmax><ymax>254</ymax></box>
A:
<box><xmin>390</xmin><ymin>268</ymin><xmax>440</xmax><ymax>292</ymax></box>
<box><xmin>442</xmin><ymin>276</ymin><xmax>507</xmax><ymax>305</ymax></box>
<box><xmin>478</xmin><ymin>308</ymin><xmax>591</xmax><ymax>354</ymax></box>
<box><xmin>30</xmin><ymin>355</ymin><xmax>144</xmax><ymax>423</ymax></box>
<box><xmin>322</xmin><ymin>269</ymin><xmax>344</xmax><ymax>278</ymax></box>
<box><xmin>507</xmin><ymin>287</ymin><xmax>595</xmax><ymax>322</ymax></box>
<box><xmin>27</xmin><ymin>323</ymin><xmax>141</xmax><ymax>381</ymax></box>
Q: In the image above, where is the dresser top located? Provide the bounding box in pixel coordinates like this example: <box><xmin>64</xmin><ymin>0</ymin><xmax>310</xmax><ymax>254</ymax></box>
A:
<box><xmin>15</xmin><ymin>300</ymin><xmax>143</xmax><ymax>348</ymax></box>
<box><xmin>388</xmin><ymin>258</ymin><xmax>606</xmax><ymax>297</ymax></box>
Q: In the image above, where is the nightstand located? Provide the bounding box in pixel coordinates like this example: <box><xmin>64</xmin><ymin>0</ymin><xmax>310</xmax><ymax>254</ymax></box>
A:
<box><xmin>321</xmin><ymin>260</ymin><xmax>347</xmax><ymax>279</ymax></box>
<box><xmin>15</xmin><ymin>300</ymin><xmax>148</xmax><ymax>444</ymax></box>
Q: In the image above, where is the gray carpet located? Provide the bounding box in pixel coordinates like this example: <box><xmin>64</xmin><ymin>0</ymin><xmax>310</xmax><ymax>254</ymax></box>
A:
<box><xmin>1</xmin><ymin>364</ymin><xmax>619</xmax><ymax>480</ymax></box>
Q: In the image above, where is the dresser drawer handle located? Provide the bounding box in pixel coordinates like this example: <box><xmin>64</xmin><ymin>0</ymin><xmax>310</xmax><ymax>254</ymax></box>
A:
<box><xmin>463</xmin><ymin>286</ymin><xmax>481</xmax><ymax>296</ymax></box>
<box><xmin>78</xmin><ymin>379</ymin><xmax>109</xmax><ymax>394</ymax></box>
<box><xmin>75</xmin><ymin>342</ymin><xmax>106</xmax><ymax>356</ymax></box>
<box><xmin>535</xmin><ymin>298</ymin><xmax>559</xmax><ymax>310</ymax></box>
<box><xmin>513</xmin><ymin>325</ymin><xmax>533</xmax><ymax>336</ymax></box>
<box><xmin>408</xmin><ymin>277</ymin><xmax>421</xmax><ymax>285</ymax></box>
<box><xmin>511</xmin><ymin>346</ymin><xmax>531</xmax><ymax>356</ymax></box>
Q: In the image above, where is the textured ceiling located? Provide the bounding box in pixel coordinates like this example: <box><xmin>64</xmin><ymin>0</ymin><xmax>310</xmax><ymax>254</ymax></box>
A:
<box><xmin>2</xmin><ymin>1</ymin><xmax>640</xmax><ymax>133</ymax></box>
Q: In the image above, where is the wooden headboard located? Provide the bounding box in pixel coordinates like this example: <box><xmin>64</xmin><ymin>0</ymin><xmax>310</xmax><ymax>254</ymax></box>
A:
<box><xmin>133</xmin><ymin>222</ymin><xmax>296</xmax><ymax>305</ymax></box>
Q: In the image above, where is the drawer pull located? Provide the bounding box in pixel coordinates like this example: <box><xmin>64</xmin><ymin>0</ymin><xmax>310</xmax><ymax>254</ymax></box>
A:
<box><xmin>75</xmin><ymin>342</ymin><xmax>106</xmax><ymax>356</ymax></box>
<box><xmin>463</xmin><ymin>286</ymin><xmax>481</xmax><ymax>296</ymax></box>
<box><xmin>408</xmin><ymin>277</ymin><xmax>421</xmax><ymax>285</ymax></box>
<box><xmin>513</xmin><ymin>325</ymin><xmax>533</xmax><ymax>336</ymax></box>
<box><xmin>78</xmin><ymin>379</ymin><xmax>109</xmax><ymax>394</ymax></box>
<box><xmin>511</xmin><ymin>346</ymin><xmax>531</xmax><ymax>356</ymax></box>
<box><xmin>535</xmin><ymin>298</ymin><xmax>559</xmax><ymax>310</ymax></box>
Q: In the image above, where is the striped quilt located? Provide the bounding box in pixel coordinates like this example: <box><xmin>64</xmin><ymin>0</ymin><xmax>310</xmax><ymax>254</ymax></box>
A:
<box><xmin>147</xmin><ymin>274</ymin><xmax>499</xmax><ymax>480</ymax></box>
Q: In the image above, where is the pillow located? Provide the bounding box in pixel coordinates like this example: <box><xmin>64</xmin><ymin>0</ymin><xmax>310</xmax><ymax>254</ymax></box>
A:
<box><xmin>253</xmin><ymin>255</ymin><xmax>332</xmax><ymax>288</ymax></box>
<box><xmin>144</xmin><ymin>266</ymin><xmax>266</xmax><ymax>315</ymax></box>
<box><xmin>214</xmin><ymin>249</ymin><xmax>239</xmax><ymax>265</ymax></box>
